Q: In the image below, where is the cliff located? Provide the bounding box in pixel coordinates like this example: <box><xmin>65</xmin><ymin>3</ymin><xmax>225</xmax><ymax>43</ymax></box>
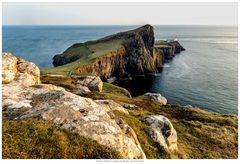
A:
<box><xmin>42</xmin><ymin>25</ymin><xmax>184</xmax><ymax>80</ymax></box>
<box><xmin>155</xmin><ymin>40</ymin><xmax>185</xmax><ymax>60</ymax></box>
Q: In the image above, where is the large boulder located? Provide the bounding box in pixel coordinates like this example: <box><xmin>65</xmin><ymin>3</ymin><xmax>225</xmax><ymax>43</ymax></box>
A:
<box><xmin>2</xmin><ymin>53</ymin><xmax>40</xmax><ymax>86</ymax></box>
<box><xmin>143</xmin><ymin>93</ymin><xmax>167</xmax><ymax>105</ymax></box>
<box><xmin>73</xmin><ymin>75</ymin><xmax>103</xmax><ymax>92</ymax></box>
<box><xmin>2</xmin><ymin>85</ymin><xmax>145</xmax><ymax>159</ymax></box>
<box><xmin>142</xmin><ymin>115</ymin><xmax>177</xmax><ymax>153</ymax></box>
<box><xmin>2</xmin><ymin>53</ymin><xmax>18</xmax><ymax>84</ymax></box>
<box><xmin>2</xmin><ymin>53</ymin><xmax>145</xmax><ymax>159</ymax></box>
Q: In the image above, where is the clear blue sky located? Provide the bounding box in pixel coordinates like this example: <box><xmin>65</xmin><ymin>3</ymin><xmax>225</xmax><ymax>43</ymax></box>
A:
<box><xmin>2</xmin><ymin>2</ymin><xmax>238</xmax><ymax>25</ymax></box>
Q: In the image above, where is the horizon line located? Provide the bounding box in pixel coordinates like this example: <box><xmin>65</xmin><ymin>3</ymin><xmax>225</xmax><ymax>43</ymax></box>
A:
<box><xmin>2</xmin><ymin>24</ymin><xmax>238</xmax><ymax>27</ymax></box>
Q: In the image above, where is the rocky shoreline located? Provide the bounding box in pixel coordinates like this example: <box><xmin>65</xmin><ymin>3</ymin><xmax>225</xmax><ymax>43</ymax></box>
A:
<box><xmin>2</xmin><ymin>25</ymin><xmax>238</xmax><ymax>159</ymax></box>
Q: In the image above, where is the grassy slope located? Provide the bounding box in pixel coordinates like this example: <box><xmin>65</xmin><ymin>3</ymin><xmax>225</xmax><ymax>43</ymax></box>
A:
<box><xmin>86</xmin><ymin>84</ymin><xmax>238</xmax><ymax>159</ymax></box>
<box><xmin>2</xmin><ymin>82</ymin><xmax>238</xmax><ymax>159</ymax></box>
<box><xmin>42</xmin><ymin>39</ymin><xmax>123</xmax><ymax>76</ymax></box>
<box><xmin>2</xmin><ymin>118</ymin><xmax>121</xmax><ymax>159</ymax></box>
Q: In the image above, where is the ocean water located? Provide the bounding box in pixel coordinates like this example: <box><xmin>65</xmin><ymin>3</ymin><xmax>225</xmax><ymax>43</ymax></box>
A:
<box><xmin>2</xmin><ymin>25</ymin><xmax>238</xmax><ymax>114</ymax></box>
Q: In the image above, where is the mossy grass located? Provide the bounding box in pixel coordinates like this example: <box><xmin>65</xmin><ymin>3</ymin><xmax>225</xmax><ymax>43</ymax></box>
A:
<box><xmin>2</xmin><ymin>118</ymin><xmax>122</xmax><ymax>159</ymax></box>
<box><xmin>86</xmin><ymin>84</ymin><xmax>238</xmax><ymax>159</ymax></box>
<box><xmin>3</xmin><ymin>79</ymin><xmax>237</xmax><ymax>159</ymax></box>
<box><xmin>41</xmin><ymin>39</ymin><xmax>124</xmax><ymax>76</ymax></box>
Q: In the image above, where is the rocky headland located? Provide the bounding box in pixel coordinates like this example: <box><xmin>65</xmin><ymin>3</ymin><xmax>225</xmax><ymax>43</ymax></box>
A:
<box><xmin>42</xmin><ymin>24</ymin><xmax>185</xmax><ymax>81</ymax></box>
<box><xmin>2</xmin><ymin>25</ymin><xmax>238</xmax><ymax>159</ymax></box>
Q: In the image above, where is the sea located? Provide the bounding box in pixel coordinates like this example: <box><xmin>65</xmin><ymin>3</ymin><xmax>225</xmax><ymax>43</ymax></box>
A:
<box><xmin>2</xmin><ymin>25</ymin><xmax>238</xmax><ymax>114</ymax></box>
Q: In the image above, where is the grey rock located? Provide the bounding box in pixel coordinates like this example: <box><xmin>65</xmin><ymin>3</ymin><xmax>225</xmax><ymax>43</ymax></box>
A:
<box><xmin>2</xmin><ymin>53</ymin><xmax>145</xmax><ymax>159</ymax></box>
<box><xmin>143</xmin><ymin>92</ymin><xmax>167</xmax><ymax>105</ymax></box>
<box><xmin>123</xmin><ymin>103</ymin><xmax>138</xmax><ymax>109</ymax></box>
<box><xmin>142</xmin><ymin>115</ymin><xmax>177</xmax><ymax>153</ymax></box>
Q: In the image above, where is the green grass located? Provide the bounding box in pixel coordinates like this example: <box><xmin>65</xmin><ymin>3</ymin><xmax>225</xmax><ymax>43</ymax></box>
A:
<box><xmin>173</xmin><ymin>119</ymin><xmax>238</xmax><ymax>159</ymax></box>
<box><xmin>86</xmin><ymin>87</ymin><xmax>238</xmax><ymax>159</ymax></box>
<box><xmin>41</xmin><ymin>39</ymin><xmax>124</xmax><ymax>76</ymax></box>
<box><xmin>86</xmin><ymin>82</ymin><xmax>132</xmax><ymax>102</ymax></box>
<box><xmin>102</xmin><ymin>82</ymin><xmax>131</xmax><ymax>97</ymax></box>
<box><xmin>3</xmin><ymin>82</ymin><xmax>238</xmax><ymax>159</ymax></box>
<box><xmin>2</xmin><ymin>118</ymin><xmax>122</xmax><ymax>159</ymax></box>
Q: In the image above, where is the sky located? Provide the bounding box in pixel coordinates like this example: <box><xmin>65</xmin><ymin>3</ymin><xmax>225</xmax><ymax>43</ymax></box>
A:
<box><xmin>2</xmin><ymin>2</ymin><xmax>238</xmax><ymax>26</ymax></box>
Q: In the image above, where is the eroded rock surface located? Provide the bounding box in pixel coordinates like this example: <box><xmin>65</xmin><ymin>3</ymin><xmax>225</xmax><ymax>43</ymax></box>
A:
<box><xmin>2</xmin><ymin>53</ymin><xmax>146</xmax><ymax>159</ymax></box>
<box><xmin>2</xmin><ymin>53</ymin><xmax>40</xmax><ymax>86</ymax></box>
<box><xmin>2</xmin><ymin>53</ymin><xmax>18</xmax><ymax>84</ymax></box>
<box><xmin>142</xmin><ymin>115</ymin><xmax>177</xmax><ymax>153</ymax></box>
<box><xmin>95</xmin><ymin>100</ymin><xmax>129</xmax><ymax>114</ymax></box>
<box><xmin>143</xmin><ymin>93</ymin><xmax>167</xmax><ymax>105</ymax></box>
<box><xmin>3</xmin><ymin>86</ymin><xmax>145</xmax><ymax>158</ymax></box>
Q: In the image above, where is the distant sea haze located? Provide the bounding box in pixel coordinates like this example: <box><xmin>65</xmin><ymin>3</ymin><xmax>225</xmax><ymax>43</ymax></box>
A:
<box><xmin>2</xmin><ymin>25</ymin><xmax>238</xmax><ymax>114</ymax></box>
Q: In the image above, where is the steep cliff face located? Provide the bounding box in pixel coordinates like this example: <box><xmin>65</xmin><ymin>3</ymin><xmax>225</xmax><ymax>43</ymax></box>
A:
<box><xmin>44</xmin><ymin>25</ymin><xmax>185</xmax><ymax>80</ymax></box>
<box><xmin>154</xmin><ymin>40</ymin><xmax>185</xmax><ymax>60</ymax></box>
<box><xmin>76</xmin><ymin>47</ymin><xmax>127</xmax><ymax>80</ymax></box>
<box><xmin>44</xmin><ymin>25</ymin><xmax>163</xmax><ymax>80</ymax></box>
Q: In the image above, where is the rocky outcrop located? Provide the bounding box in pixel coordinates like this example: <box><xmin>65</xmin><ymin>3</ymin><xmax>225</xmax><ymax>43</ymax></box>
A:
<box><xmin>169</xmin><ymin>41</ymin><xmax>186</xmax><ymax>53</ymax></box>
<box><xmin>123</xmin><ymin>103</ymin><xmax>138</xmax><ymax>110</ymax></box>
<box><xmin>49</xmin><ymin>25</ymin><xmax>184</xmax><ymax>80</ymax></box>
<box><xmin>142</xmin><ymin>115</ymin><xmax>177</xmax><ymax>153</ymax></box>
<box><xmin>48</xmin><ymin>25</ymin><xmax>185</xmax><ymax>81</ymax></box>
<box><xmin>2</xmin><ymin>53</ymin><xmax>18</xmax><ymax>84</ymax></box>
<box><xmin>143</xmin><ymin>93</ymin><xmax>167</xmax><ymax>105</ymax></box>
<box><xmin>41</xmin><ymin>74</ymin><xmax>103</xmax><ymax>95</ymax></box>
<box><xmin>2</xmin><ymin>53</ymin><xmax>146</xmax><ymax>159</ymax></box>
<box><xmin>2</xmin><ymin>53</ymin><xmax>40</xmax><ymax>86</ymax></box>
<box><xmin>154</xmin><ymin>40</ymin><xmax>185</xmax><ymax>60</ymax></box>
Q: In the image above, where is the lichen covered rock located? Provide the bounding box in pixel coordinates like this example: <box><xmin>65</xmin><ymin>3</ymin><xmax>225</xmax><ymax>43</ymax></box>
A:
<box><xmin>95</xmin><ymin>100</ymin><xmax>129</xmax><ymax>114</ymax></box>
<box><xmin>2</xmin><ymin>53</ymin><xmax>40</xmax><ymax>86</ymax></box>
<box><xmin>2</xmin><ymin>85</ymin><xmax>146</xmax><ymax>158</ymax></box>
<box><xmin>142</xmin><ymin>115</ymin><xmax>177</xmax><ymax>153</ymax></box>
<box><xmin>2</xmin><ymin>53</ymin><xmax>18</xmax><ymax>84</ymax></box>
<box><xmin>143</xmin><ymin>93</ymin><xmax>167</xmax><ymax>105</ymax></box>
<box><xmin>2</xmin><ymin>53</ymin><xmax>145</xmax><ymax>159</ymax></box>
<box><xmin>73</xmin><ymin>75</ymin><xmax>103</xmax><ymax>92</ymax></box>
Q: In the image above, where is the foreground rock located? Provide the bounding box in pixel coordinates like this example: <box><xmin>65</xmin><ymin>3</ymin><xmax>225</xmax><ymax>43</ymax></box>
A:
<box><xmin>143</xmin><ymin>93</ymin><xmax>167</xmax><ymax>105</ymax></box>
<box><xmin>41</xmin><ymin>74</ymin><xmax>103</xmax><ymax>95</ymax></box>
<box><xmin>2</xmin><ymin>53</ymin><xmax>40</xmax><ymax>86</ymax></box>
<box><xmin>142</xmin><ymin>115</ymin><xmax>177</xmax><ymax>153</ymax></box>
<box><xmin>2</xmin><ymin>53</ymin><xmax>146</xmax><ymax>159</ymax></box>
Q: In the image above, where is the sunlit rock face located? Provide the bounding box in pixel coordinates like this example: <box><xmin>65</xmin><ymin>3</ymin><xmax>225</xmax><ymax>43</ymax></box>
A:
<box><xmin>2</xmin><ymin>53</ymin><xmax>146</xmax><ymax>159</ymax></box>
<box><xmin>2</xmin><ymin>53</ymin><xmax>40</xmax><ymax>86</ymax></box>
<box><xmin>142</xmin><ymin>115</ymin><xmax>177</xmax><ymax>153</ymax></box>
<box><xmin>143</xmin><ymin>93</ymin><xmax>167</xmax><ymax>105</ymax></box>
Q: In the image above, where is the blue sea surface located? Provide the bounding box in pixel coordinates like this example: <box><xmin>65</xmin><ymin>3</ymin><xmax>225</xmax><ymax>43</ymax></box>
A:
<box><xmin>2</xmin><ymin>25</ymin><xmax>238</xmax><ymax>114</ymax></box>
